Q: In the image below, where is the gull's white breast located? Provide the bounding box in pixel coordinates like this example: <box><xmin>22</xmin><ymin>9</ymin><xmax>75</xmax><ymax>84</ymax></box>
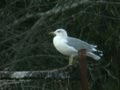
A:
<box><xmin>53</xmin><ymin>36</ymin><xmax>78</xmax><ymax>56</ymax></box>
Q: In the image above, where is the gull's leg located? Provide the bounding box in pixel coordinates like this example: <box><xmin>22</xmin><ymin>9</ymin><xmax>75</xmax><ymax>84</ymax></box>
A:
<box><xmin>69</xmin><ymin>55</ymin><xmax>74</xmax><ymax>65</ymax></box>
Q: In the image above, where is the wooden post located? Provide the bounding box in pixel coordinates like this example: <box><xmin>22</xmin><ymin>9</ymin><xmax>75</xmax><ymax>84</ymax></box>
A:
<box><xmin>78</xmin><ymin>49</ymin><xmax>88</xmax><ymax>90</ymax></box>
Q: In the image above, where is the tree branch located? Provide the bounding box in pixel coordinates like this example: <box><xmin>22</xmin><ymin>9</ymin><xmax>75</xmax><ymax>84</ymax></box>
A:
<box><xmin>11</xmin><ymin>0</ymin><xmax>89</xmax><ymax>26</ymax></box>
<box><xmin>0</xmin><ymin>65</ymin><xmax>76</xmax><ymax>79</ymax></box>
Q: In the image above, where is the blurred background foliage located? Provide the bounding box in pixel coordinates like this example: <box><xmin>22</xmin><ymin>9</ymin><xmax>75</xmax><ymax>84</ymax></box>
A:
<box><xmin>0</xmin><ymin>0</ymin><xmax>120</xmax><ymax>90</ymax></box>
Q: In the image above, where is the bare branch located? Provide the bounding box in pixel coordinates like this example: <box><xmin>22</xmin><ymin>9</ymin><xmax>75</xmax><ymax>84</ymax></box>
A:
<box><xmin>0</xmin><ymin>66</ymin><xmax>76</xmax><ymax>79</ymax></box>
<box><xmin>11</xmin><ymin>0</ymin><xmax>89</xmax><ymax>26</ymax></box>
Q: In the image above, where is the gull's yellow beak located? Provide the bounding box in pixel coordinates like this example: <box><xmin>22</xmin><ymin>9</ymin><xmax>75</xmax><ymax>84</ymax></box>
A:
<box><xmin>49</xmin><ymin>32</ymin><xmax>55</xmax><ymax>35</ymax></box>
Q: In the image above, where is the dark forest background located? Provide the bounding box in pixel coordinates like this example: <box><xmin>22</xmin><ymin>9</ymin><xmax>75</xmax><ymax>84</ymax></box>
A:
<box><xmin>0</xmin><ymin>0</ymin><xmax>120</xmax><ymax>90</ymax></box>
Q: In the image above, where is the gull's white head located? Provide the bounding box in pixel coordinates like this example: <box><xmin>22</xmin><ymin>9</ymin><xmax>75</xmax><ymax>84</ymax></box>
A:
<box><xmin>53</xmin><ymin>29</ymin><xmax>68</xmax><ymax>37</ymax></box>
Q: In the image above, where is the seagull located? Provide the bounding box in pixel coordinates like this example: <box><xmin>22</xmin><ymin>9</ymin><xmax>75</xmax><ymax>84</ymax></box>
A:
<box><xmin>50</xmin><ymin>29</ymin><xmax>102</xmax><ymax>65</ymax></box>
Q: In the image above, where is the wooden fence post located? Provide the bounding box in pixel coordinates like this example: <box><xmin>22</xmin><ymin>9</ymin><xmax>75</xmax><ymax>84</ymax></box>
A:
<box><xmin>78</xmin><ymin>49</ymin><xmax>88</xmax><ymax>90</ymax></box>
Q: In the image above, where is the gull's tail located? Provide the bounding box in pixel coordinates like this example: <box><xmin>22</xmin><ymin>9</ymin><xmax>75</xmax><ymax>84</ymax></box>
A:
<box><xmin>90</xmin><ymin>45</ymin><xmax>103</xmax><ymax>60</ymax></box>
<box><xmin>86</xmin><ymin>52</ymin><xmax>101</xmax><ymax>60</ymax></box>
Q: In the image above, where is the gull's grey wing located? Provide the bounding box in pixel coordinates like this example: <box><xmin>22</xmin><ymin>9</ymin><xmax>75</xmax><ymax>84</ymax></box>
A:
<box><xmin>66</xmin><ymin>37</ymin><xmax>96</xmax><ymax>52</ymax></box>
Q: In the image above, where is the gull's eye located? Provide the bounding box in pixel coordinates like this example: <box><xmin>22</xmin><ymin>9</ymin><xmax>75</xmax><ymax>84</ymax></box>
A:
<box><xmin>57</xmin><ymin>31</ymin><xmax>61</xmax><ymax>33</ymax></box>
